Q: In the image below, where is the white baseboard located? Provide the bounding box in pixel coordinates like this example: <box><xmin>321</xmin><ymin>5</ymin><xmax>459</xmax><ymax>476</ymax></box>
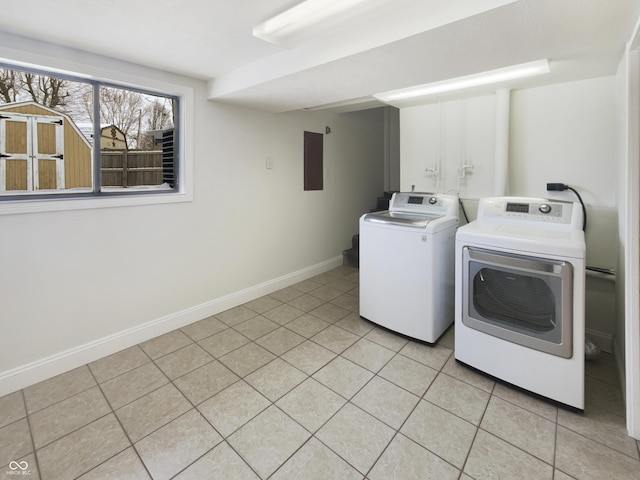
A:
<box><xmin>585</xmin><ymin>328</ymin><xmax>614</xmax><ymax>354</ymax></box>
<box><xmin>0</xmin><ymin>256</ymin><xmax>344</xmax><ymax>397</ymax></box>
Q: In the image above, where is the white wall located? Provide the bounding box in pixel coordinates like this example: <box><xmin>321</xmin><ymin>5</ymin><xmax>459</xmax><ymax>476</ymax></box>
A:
<box><xmin>400</xmin><ymin>77</ymin><xmax>619</xmax><ymax>349</ymax></box>
<box><xmin>617</xmin><ymin>25</ymin><xmax>640</xmax><ymax>438</ymax></box>
<box><xmin>510</xmin><ymin>77</ymin><xmax>617</xmax><ymax>206</ymax></box>
<box><xmin>400</xmin><ymin>95</ymin><xmax>496</xmax><ymax>197</ymax></box>
<box><xmin>0</xmin><ymin>35</ymin><xmax>385</xmax><ymax>395</ymax></box>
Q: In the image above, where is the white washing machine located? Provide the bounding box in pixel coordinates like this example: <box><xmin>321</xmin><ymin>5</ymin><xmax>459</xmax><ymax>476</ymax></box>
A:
<box><xmin>455</xmin><ymin>196</ymin><xmax>586</xmax><ymax>410</ymax></box>
<box><xmin>359</xmin><ymin>192</ymin><xmax>459</xmax><ymax>343</ymax></box>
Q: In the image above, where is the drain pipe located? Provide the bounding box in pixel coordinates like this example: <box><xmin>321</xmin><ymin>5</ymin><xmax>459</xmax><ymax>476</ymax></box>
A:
<box><xmin>494</xmin><ymin>88</ymin><xmax>511</xmax><ymax>196</ymax></box>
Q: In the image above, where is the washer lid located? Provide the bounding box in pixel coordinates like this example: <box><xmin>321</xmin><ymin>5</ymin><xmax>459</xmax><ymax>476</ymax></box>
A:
<box><xmin>363</xmin><ymin>211</ymin><xmax>459</xmax><ymax>231</ymax></box>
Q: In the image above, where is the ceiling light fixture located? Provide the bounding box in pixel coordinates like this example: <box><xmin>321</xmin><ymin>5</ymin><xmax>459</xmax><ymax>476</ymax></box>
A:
<box><xmin>253</xmin><ymin>0</ymin><xmax>371</xmax><ymax>46</ymax></box>
<box><xmin>374</xmin><ymin>59</ymin><xmax>550</xmax><ymax>103</ymax></box>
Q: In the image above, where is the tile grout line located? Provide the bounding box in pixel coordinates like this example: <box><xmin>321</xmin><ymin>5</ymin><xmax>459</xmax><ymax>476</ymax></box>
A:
<box><xmin>554</xmin><ymin>418</ymin><xmax>640</xmax><ymax>462</ymax></box>
<box><xmin>362</xmin><ymin>370</ymin><xmax>455</xmax><ymax>478</ymax></box>
<box><xmin>170</xmin><ymin>293</ymin><xmax>344</xmax><ymax>479</ymax></box>
<box><xmin>552</xmin><ymin>415</ymin><xmax>560</xmax><ymax>479</ymax></box>
<box><xmin>109</xmin><ymin>332</ymin><xmax>255</xmax><ymax>479</ymax></box>
<box><xmin>457</xmin><ymin>379</ymin><xmax>496</xmax><ymax>478</ymax></box>
<box><xmin>194</xmin><ymin>294</ymin><xmax>349</xmax><ymax>479</ymax></box>
<box><xmin>28</xmin><ymin>362</ymin><xmax>150</xmax><ymax>479</ymax></box>
<box><xmin>23</xmin><ymin>370</ymin><xmax>135</xmax><ymax>476</ymax></box>
<box><xmin>304</xmin><ymin>331</ymin><xmax>450</xmax><ymax>477</ymax></box>
<box><xmin>86</xmin><ymin>353</ymin><xmax>154</xmax><ymax>480</ymax></box>
<box><xmin>233</xmin><ymin>285</ymin><xmax>381</xmax><ymax>478</ymax></box>
<box><xmin>324</xmin><ymin>303</ymin><xmax>459</xmax><ymax>475</ymax></box>
<box><xmin>20</xmin><ymin>388</ymin><xmax>43</xmax><ymax>480</ymax></box>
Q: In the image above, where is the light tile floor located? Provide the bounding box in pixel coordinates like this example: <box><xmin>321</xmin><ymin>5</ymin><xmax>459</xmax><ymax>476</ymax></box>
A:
<box><xmin>1</xmin><ymin>266</ymin><xmax>639</xmax><ymax>479</ymax></box>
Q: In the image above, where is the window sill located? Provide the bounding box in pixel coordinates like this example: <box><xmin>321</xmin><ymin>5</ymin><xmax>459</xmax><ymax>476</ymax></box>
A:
<box><xmin>0</xmin><ymin>190</ymin><xmax>193</xmax><ymax>216</ymax></box>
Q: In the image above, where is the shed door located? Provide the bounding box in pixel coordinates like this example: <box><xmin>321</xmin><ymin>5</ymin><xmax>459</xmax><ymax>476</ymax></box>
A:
<box><xmin>0</xmin><ymin>112</ymin><xmax>65</xmax><ymax>192</ymax></box>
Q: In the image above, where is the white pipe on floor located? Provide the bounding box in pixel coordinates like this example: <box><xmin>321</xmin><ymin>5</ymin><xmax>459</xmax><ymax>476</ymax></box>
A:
<box><xmin>494</xmin><ymin>88</ymin><xmax>511</xmax><ymax>196</ymax></box>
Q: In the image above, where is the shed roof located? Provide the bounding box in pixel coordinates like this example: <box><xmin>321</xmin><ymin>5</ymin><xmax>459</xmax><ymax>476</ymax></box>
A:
<box><xmin>0</xmin><ymin>101</ymin><xmax>91</xmax><ymax>148</ymax></box>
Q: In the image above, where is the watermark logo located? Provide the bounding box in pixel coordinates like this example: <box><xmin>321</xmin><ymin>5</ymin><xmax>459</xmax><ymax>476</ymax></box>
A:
<box><xmin>6</xmin><ymin>460</ymin><xmax>31</xmax><ymax>476</ymax></box>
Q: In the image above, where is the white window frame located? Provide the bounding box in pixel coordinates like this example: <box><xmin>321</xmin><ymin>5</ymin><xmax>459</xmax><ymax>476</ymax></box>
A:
<box><xmin>0</xmin><ymin>54</ymin><xmax>193</xmax><ymax>216</ymax></box>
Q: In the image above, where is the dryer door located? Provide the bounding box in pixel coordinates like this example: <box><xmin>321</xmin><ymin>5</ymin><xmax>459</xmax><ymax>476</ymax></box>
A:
<box><xmin>462</xmin><ymin>247</ymin><xmax>573</xmax><ymax>358</ymax></box>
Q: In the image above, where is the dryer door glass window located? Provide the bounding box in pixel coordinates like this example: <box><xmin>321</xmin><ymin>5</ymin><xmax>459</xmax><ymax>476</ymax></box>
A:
<box><xmin>462</xmin><ymin>247</ymin><xmax>573</xmax><ymax>358</ymax></box>
<box><xmin>473</xmin><ymin>269</ymin><xmax>556</xmax><ymax>332</ymax></box>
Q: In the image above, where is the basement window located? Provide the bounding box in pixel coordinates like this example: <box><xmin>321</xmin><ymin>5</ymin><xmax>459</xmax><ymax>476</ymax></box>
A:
<box><xmin>0</xmin><ymin>61</ymin><xmax>187</xmax><ymax>213</ymax></box>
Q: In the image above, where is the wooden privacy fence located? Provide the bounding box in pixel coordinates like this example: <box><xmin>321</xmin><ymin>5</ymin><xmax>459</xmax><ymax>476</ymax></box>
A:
<box><xmin>101</xmin><ymin>150</ymin><xmax>162</xmax><ymax>187</ymax></box>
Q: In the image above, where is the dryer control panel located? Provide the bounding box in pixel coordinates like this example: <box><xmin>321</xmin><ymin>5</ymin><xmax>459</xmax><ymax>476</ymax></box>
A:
<box><xmin>477</xmin><ymin>197</ymin><xmax>582</xmax><ymax>229</ymax></box>
<box><xmin>505</xmin><ymin>201</ymin><xmax>562</xmax><ymax>217</ymax></box>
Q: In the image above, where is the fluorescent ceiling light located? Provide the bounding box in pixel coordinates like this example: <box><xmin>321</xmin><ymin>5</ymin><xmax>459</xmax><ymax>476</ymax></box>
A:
<box><xmin>253</xmin><ymin>0</ymin><xmax>371</xmax><ymax>45</ymax></box>
<box><xmin>374</xmin><ymin>59</ymin><xmax>550</xmax><ymax>102</ymax></box>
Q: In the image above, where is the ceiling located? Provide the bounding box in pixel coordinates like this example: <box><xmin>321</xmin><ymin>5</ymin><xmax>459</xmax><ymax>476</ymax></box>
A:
<box><xmin>1</xmin><ymin>0</ymin><xmax>640</xmax><ymax>113</ymax></box>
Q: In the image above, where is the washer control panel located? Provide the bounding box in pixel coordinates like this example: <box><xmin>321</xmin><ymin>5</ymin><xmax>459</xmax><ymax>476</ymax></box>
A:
<box><xmin>390</xmin><ymin>192</ymin><xmax>458</xmax><ymax>218</ymax></box>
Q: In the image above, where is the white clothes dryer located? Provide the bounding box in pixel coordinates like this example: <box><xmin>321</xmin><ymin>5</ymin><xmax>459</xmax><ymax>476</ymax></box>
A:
<box><xmin>455</xmin><ymin>196</ymin><xmax>586</xmax><ymax>410</ymax></box>
<box><xmin>359</xmin><ymin>192</ymin><xmax>459</xmax><ymax>343</ymax></box>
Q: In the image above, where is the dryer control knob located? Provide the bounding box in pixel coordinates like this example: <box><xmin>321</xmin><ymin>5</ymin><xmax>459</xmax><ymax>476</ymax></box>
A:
<box><xmin>539</xmin><ymin>204</ymin><xmax>552</xmax><ymax>214</ymax></box>
<box><xmin>429</xmin><ymin>196</ymin><xmax>438</xmax><ymax>204</ymax></box>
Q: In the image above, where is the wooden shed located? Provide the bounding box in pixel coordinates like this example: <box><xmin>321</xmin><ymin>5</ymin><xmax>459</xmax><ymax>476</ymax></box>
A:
<box><xmin>100</xmin><ymin>124</ymin><xmax>128</xmax><ymax>150</ymax></box>
<box><xmin>0</xmin><ymin>101</ymin><xmax>92</xmax><ymax>192</ymax></box>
